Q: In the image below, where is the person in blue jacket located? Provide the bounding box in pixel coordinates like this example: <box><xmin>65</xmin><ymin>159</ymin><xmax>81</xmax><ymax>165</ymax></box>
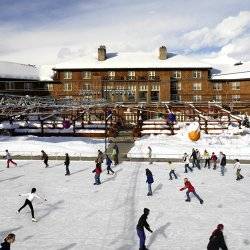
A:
<box><xmin>106</xmin><ymin>154</ymin><xmax>114</xmax><ymax>174</ymax></box>
<box><xmin>145</xmin><ymin>169</ymin><xmax>154</xmax><ymax>196</ymax></box>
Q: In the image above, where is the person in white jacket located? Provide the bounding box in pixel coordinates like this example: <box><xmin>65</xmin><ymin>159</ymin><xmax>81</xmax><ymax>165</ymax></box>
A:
<box><xmin>183</xmin><ymin>153</ymin><xmax>193</xmax><ymax>173</ymax></box>
<box><xmin>234</xmin><ymin>159</ymin><xmax>244</xmax><ymax>181</ymax></box>
<box><xmin>168</xmin><ymin>161</ymin><xmax>178</xmax><ymax>180</ymax></box>
<box><xmin>17</xmin><ymin>188</ymin><xmax>47</xmax><ymax>222</ymax></box>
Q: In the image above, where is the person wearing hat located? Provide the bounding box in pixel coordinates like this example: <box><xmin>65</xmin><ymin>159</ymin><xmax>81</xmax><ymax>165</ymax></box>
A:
<box><xmin>207</xmin><ymin>224</ymin><xmax>228</xmax><ymax>250</ymax></box>
<box><xmin>136</xmin><ymin>208</ymin><xmax>153</xmax><ymax>250</ymax></box>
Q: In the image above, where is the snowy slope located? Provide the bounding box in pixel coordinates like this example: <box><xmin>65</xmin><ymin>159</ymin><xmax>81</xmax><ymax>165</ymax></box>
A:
<box><xmin>0</xmin><ymin>161</ymin><xmax>249</xmax><ymax>249</ymax></box>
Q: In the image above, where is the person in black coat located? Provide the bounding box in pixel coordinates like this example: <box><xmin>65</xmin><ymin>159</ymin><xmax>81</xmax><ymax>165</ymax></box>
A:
<box><xmin>0</xmin><ymin>233</ymin><xmax>15</xmax><ymax>250</ymax></box>
<box><xmin>136</xmin><ymin>208</ymin><xmax>153</xmax><ymax>250</ymax></box>
<box><xmin>145</xmin><ymin>169</ymin><xmax>154</xmax><ymax>196</ymax></box>
<box><xmin>207</xmin><ymin>224</ymin><xmax>228</xmax><ymax>250</ymax></box>
<box><xmin>64</xmin><ymin>153</ymin><xmax>70</xmax><ymax>175</ymax></box>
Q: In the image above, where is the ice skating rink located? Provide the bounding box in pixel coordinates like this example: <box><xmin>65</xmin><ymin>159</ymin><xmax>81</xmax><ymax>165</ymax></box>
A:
<box><xmin>0</xmin><ymin>160</ymin><xmax>250</xmax><ymax>250</ymax></box>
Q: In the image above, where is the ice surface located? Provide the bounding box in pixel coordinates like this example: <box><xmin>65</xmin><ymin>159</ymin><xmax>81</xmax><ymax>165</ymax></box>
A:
<box><xmin>0</xmin><ymin>160</ymin><xmax>249</xmax><ymax>249</ymax></box>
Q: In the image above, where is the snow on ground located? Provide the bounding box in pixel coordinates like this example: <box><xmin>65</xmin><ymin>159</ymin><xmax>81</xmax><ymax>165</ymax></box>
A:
<box><xmin>0</xmin><ymin>136</ymin><xmax>105</xmax><ymax>157</ymax></box>
<box><xmin>128</xmin><ymin>125</ymin><xmax>250</xmax><ymax>159</ymax></box>
<box><xmin>0</xmin><ymin>160</ymin><xmax>250</xmax><ymax>250</ymax></box>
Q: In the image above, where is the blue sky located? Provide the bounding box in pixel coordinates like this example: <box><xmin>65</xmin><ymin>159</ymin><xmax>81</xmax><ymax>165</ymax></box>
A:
<box><xmin>0</xmin><ymin>0</ymin><xmax>249</xmax><ymax>64</ymax></box>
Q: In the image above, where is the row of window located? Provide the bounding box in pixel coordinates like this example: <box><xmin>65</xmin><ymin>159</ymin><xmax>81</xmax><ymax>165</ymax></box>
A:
<box><xmin>62</xmin><ymin>70</ymin><xmax>203</xmax><ymax>80</ymax></box>
<box><xmin>173</xmin><ymin>95</ymin><xmax>241</xmax><ymax>102</ymax></box>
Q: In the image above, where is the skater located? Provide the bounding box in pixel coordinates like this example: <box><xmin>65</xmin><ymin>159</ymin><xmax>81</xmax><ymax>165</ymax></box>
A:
<box><xmin>234</xmin><ymin>159</ymin><xmax>244</xmax><ymax>181</ymax></box>
<box><xmin>203</xmin><ymin>150</ymin><xmax>210</xmax><ymax>168</ymax></box>
<box><xmin>4</xmin><ymin>150</ymin><xmax>17</xmax><ymax>168</ymax></box>
<box><xmin>113</xmin><ymin>143</ymin><xmax>119</xmax><ymax>165</ymax></box>
<box><xmin>145</xmin><ymin>169</ymin><xmax>154</xmax><ymax>196</ymax></box>
<box><xmin>168</xmin><ymin>161</ymin><xmax>177</xmax><ymax>180</ymax></box>
<box><xmin>211</xmin><ymin>152</ymin><xmax>218</xmax><ymax>170</ymax></box>
<box><xmin>196</xmin><ymin>149</ymin><xmax>201</xmax><ymax>169</ymax></box>
<box><xmin>97</xmin><ymin>150</ymin><xmax>104</xmax><ymax>164</ymax></box>
<box><xmin>207</xmin><ymin>224</ymin><xmax>228</xmax><ymax>250</ymax></box>
<box><xmin>148</xmin><ymin>146</ymin><xmax>153</xmax><ymax>164</ymax></box>
<box><xmin>41</xmin><ymin>150</ymin><xmax>49</xmax><ymax>168</ymax></box>
<box><xmin>0</xmin><ymin>233</ymin><xmax>15</xmax><ymax>249</ymax></box>
<box><xmin>219</xmin><ymin>152</ymin><xmax>226</xmax><ymax>176</ymax></box>
<box><xmin>183</xmin><ymin>153</ymin><xmax>193</xmax><ymax>173</ymax></box>
<box><xmin>136</xmin><ymin>208</ymin><xmax>153</xmax><ymax>250</ymax></box>
<box><xmin>190</xmin><ymin>148</ymin><xmax>197</xmax><ymax>168</ymax></box>
<box><xmin>17</xmin><ymin>188</ymin><xmax>47</xmax><ymax>222</ymax></box>
<box><xmin>180</xmin><ymin>178</ymin><xmax>204</xmax><ymax>204</ymax></box>
<box><xmin>106</xmin><ymin>154</ymin><xmax>114</xmax><ymax>174</ymax></box>
<box><xmin>92</xmin><ymin>162</ymin><xmax>102</xmax><ymax>185</ymax></box>
<box><xmin>64</xmin><ymin>153</ymin><xmax>70</xmax><ymax>175</ymax></box>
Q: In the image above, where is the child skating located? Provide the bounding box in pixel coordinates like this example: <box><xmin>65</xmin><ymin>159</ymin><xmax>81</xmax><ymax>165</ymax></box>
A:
<box><xmin>211</xmin><ymin>152</ymin><xmax>217</xmax><ymax>170</ymax></box>
<box><xmin>106</xmin><ymin>154</ymin><xmax>114</xmax><ymax>174</ymax></box>
<box><xmin>145</xmin><ymin>169</ymin><xmax>154</xmax><ymax>196</ymax></box>
<box><xmin>41</xmin><ymin>150</ymin><xmax>49</xmax><ymax>168</ymax></box>
<box><xmin>183</xmin><ymin>153</ymin><xmax>193</xmax><ymax>173</ymax></box>
<box><xmin>168</xmin><ymin>161</ymin><xmax>177</xmax><ymax>180</ymax></box>
<box><xmin>17</xmin><ymin>187</ymin><xmax>47</xmax><ymax>222</ymax></box>
<box><xmin>4</xmin><ymin>150</ymin><xmax>17</xmax><ymax>168</ymax></box>
<box><xmin>180</xmin><ymin>178</ymin><xmax>204</xmax><ymax>204</ymax></box>
<box><xmin>234</xmin><ymin>159</ymin><xmax>244</xmax><ymax>181</ymax></box>
<box><xmin>92</xmin><ymin>162</ymin><xmax>102</xmax><ymax>185</ymax></box>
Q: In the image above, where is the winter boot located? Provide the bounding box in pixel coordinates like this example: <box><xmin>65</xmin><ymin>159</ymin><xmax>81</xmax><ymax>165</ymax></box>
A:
<box><xmin>185</xmin><ymin>199</ymin><xmax>190</xmax><ymax>202</ymax></box>
<box><xmin>200</xmin><ymin>200</ymin><xmax>204</xmax><ymax>204</ymax></box>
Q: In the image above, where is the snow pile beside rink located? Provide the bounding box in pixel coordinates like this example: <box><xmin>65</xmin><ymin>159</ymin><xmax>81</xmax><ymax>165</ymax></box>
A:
<box><xmin>0</xmin><ymin>135</ymin><xmax>105</xmax><ymax>157</ymax></box>
<box><xmin>128</xmin><ymin>124</ymin><xmax>250</xmax><ymax>159</ymax></box>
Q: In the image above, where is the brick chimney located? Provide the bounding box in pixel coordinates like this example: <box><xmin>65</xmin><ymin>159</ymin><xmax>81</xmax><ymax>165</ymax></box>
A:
<box><xmin>98</xmin><ymin>45</ymin><xmax>106</xmax><ymax>61</ymax></box>
<box><xmin>159</xmin><ymin>46</ymin><xmax>167</xmax><ymax>60</ymax></box>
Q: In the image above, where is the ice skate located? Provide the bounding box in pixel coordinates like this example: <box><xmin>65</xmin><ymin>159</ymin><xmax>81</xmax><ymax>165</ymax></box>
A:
<box><xmin>200</xmin><ymin>200</ymin><xmax>204</xmax><ymax>204</ymax></box>
<box><xmin>32</xmin><ymin>218</ymin><xmax>37</xmax><ymax>222</ymax></box>
<box><xmin>185</xmin><ymin>199</ymin><xmax>190</xmax><ymax>202</ymax></box>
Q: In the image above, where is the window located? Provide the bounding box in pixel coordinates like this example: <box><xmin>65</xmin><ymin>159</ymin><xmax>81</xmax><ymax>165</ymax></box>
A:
<box><xmin>84</xmin><ymin>83</ymin><xmax>91</xmax><ymax>90</ymax></box>
<box><xmin>128</xmin><ymin>85</ymin><xmax>136</xmax><ymax>91</ymax></box>
<box><xmin>192</xmin><ymin>70</ymin><xmax>202</xmax><ymax>79</ymax></box>
<box><xmin>82</xmin><ymin>71</ymin><xmax>91</xmax><ymax>79</ymax></box>
<box><xmin>172</xmin><ymin>71</ymin><xmax>181</xmax><ymax>79</ymax></box>
<box><xmin>213</xmin><ymin>82</ymin><xmax>222</xmax><ymax>91</ymax></box>
<box><xmin>193</xmin><ymin>83</ymin><xmax>202</xmax><ymax>91</ymax></box>
<box><xmin>148</xmin><ymin>71</ymin><xmax>156</xmax><ymax>80</ymax></box>
<box><xmin>5</xmin><ymin>82</ymin><xmax>15</xmax><ymax>90</ymax></box>
<box><xmin>152</xmin><ymin>84</ymin><xmax>160</xmax><ymax>91</ymax></box>
<box><xmin>139</xmin><ymin>91</ymin><xmax>147</xmax><ymax>101</ymax></box>
<box><xmin>232</xmin><ymin>95</ymin><xmax>240</xmax><ymax>101</ymax></box>
<box><xmin>47</xmin><ymin>84</ymin><xmax>53</xmax><ymax>91</ymax></box>
<box><xmin>213</xmin><ymin>95</ymin><xmax>222</xmax><ymax>102</ymax></box>
<box><xmin>128</xmin><ymin>71</ymin><xmax>135</xmax><ymax>80</ymax></box>
<box><xmin>63</xmin><ymin>71</ymin><xmax>72</xmax><ymax>79</ymax></box>
<box><xmin>139</xmin><ymin>85</ymin><xmax>148</xmax><ymax>91</ymax></box>
<box><xmin>24</xmin><ymin>82</ymin><xmax>32</xmax><ymax>90</ymax></box>
<box><xmin>108</xmin><ymin>71</ymin><xmax>115</xmax><ymax>80</ymax></box>
<box><xmin>231</xmin><ymin>82</ymin><xmax>240</xmax><ymax>90</ymax></box>
<box><xmin>64</xmin><ymin>83</ymin><xmax>72</xmax><ymax>91</ymax></box>
<box><xmin>193</xmin><ymin>95</ymin><xmax>202</xmax><ymax>102</ymax></box>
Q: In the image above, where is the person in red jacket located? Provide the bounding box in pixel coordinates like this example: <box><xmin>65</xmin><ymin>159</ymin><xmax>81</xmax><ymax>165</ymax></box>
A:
<box><xmin>211</xmin><ymin>152</ymin><xmax>218</xmax><ymax>170</ymax></box>
<box><xmin>92</xmin><ymin>162</ymin><xmax>102</xmax><ymax>185</ymax></box>
<box><xmin>180</xmin><ymin>178</ymin><xmax>204</xmax><ymax>204</ymax></box>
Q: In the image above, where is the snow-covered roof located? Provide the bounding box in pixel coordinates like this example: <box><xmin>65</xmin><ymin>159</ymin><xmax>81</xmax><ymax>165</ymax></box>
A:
<box><xmin>0</xmin><ymin>61</ymin><xmax>39</xmax><ymax>80</ymax></box>
<box><xmin>211</xmin><ymin>62</ymin><xmax>250</xmax><ymax>80</ymax></box>
<box><xmin>54</xmin><ymin>52</ymin><xmax>211</xmax><ymax>70</ymax></box>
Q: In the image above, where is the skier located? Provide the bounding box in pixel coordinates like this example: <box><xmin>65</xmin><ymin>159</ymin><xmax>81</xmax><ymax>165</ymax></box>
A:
<box><xmin>17</xmin><ymin>188</ymin><xmax>47</xmax><ymax>222</ymax></box>
<box><xmin>168</xmin><ymin>161</ymin><xmax>177</xmax><ymax>180</ymax></box>
<box><xmin>219</xmin><ymin>152</ymin><xmax>226</xmax><ymax>176</ymax></box>
<box><xmin>0</xmin><ymin>233</ymin><xmax>15</xmax><ymax>250</ymax></box>
<box><xmin>136</xmin><ymin>208</ymin><xmax>153</xmax><ymax>250</ymax></box>
<box><xmin>92</xmin><ymin>162</ymin><xmax>102</xmax><ymax>185</ymax></box>
<box><xmin>41</xmin><ymin>150</ymin><xmax>49</xmax><ymax>168</ymax></box>
<box><xmin>113</xmin><ymin>144</ymin><xmax>119</xmax><ymax>165</ymax></box>
<box><xmin>97</xmin><ymin>150</ymin><xmax>104</xmax><ymax>164</ymax></box>
<box><xmin>183</xmin><ymin>153</ymin><xmax>193</xmax><ymax>173</ymax></box>
<box><xmin>148</xmin><ymin>146</ymin><xmax>153</xmax><ymax>164</ymax></box>
<box><xmin>64</xmin><ymin>153</ymin><xmax>70</xmax><ymax>175</ymax></box>
<box><xmin>203</xmin><ymin>150</ymin><xmax>210</xmax><ymax>168</ymax></box>
<box><xmin>207</xmin><ymin>224</ymin><xmax>228</xmax><ymax>250</ymax></box>
<box><xmin>4</xmin><ymin>150</ymin><xmax>17</xmax><ymax>168</ymax></box>
<box><xmin>234</xmin><ymin>159</ymin><xmax>244</xmax><ymax>181</ymax></box>
<box><xmin>106</xmin><ymin>154</ymin><xmax>114</xmax><ymax>174</ymax></box>
<box><xmin>145</xmin><ymin>169</ymin><xmax>154</xmax><ymax>196</ymax></box>
<box><xmin>211</xmin><ymin>152</ymin><xmax>218</xmax><ymax>170</ymax></box>
<box><xmin>190</xmin><ymin>148</ymin><xmax>197</xmax><ymax>168</ymax></box>
<box><xmin>179</xmin><ymin>178</ymin><xmax>204</xmax><ymax>204</ymax></box>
